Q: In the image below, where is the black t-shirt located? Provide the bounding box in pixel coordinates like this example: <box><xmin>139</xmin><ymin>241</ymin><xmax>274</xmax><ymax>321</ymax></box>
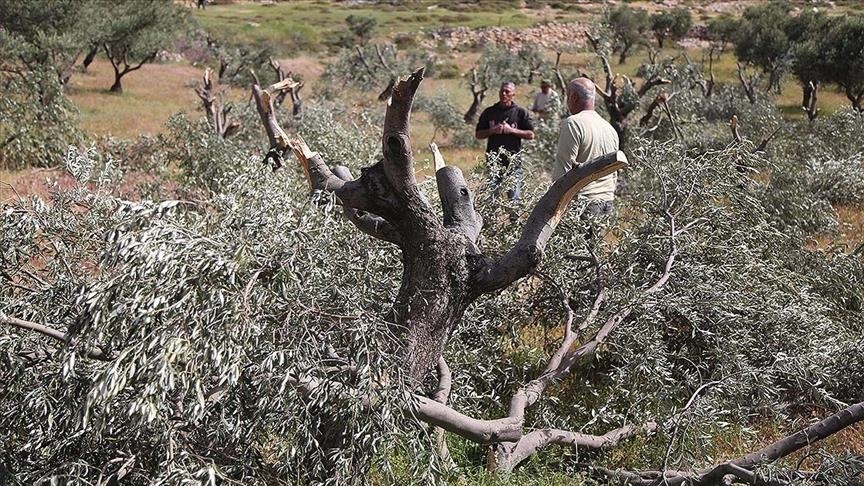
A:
<box><xmin>476</xmin><ymin>102</ymin><xmax>534</xmax><ymax>157</ymax></box>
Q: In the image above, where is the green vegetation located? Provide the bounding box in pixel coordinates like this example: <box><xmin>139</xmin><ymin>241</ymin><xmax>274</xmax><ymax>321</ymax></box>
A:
<box><xmin>193</xmin><ymin>1</ymin><xmax>546</xmax><ymax>55</ymax></box>
<box><xmin>650</xmin><ymin>8</ymin><xmax>692</xmax><ymax>49</ymax></box>
<box><xmin>2</xmin><ymin>1</ymin><xmax>864</xmax><ymax>484</ymax></box>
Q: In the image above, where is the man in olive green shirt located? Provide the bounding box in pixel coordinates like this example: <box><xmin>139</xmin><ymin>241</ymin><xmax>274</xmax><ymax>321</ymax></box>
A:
<box><xmin>552</xmin><ymin>77</ymin><xmax>620</xmax><ymax>216</ymax></box>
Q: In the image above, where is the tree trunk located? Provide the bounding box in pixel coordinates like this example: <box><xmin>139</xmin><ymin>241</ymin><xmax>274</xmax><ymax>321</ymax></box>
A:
<box><xmin>395</xmin><ymin>230</ymin><xmax>475</xmax><ymax>383</ymax></box>
<box><xmin>846</xmin><ymin>87</ymin><xmax>863</xmax><ymax>112</ymax></box>
<box><xmin>463</xmin><ymin>93</ymin><xmax>484</xmax><ymax>123</ymax></box>
<box><xmin>110</xmin><ymin>76</ymin><xmax>123</xmax><ymax>93</ymax></box>
<box><xmin>618</xmin><ymin>47</ymin><xmax>629</xmax><ymax>65</ymax></box>
<box><xmin>82</xmin><ymin>45</ymin><xmax>98</xmax><ymax>71</ymax></box>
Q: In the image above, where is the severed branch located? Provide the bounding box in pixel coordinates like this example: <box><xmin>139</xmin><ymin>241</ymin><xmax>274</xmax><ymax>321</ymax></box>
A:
<box><xmin>659</xmin><ymin>95</ymin><xmax>682</xmax><ymax>140</ymax></box>
<box><xmin>753</xmin><ymin>126</ymin><xmax>781</xmax><ymax>153</ymax></box>
<box><xmin>432</xmin><ymin>357</ymin><xmax>457</xmax><ymax>470</ymax></box>
<box><xmin>195</xmin><ymin>68</ymin><xmax>240</xmax><ymax>139</ymax></box>
<box><xmin>488</xmin><ymin>209</ymin><xmax>686</xmax><ymax>473</ymax></box>
<box><xmin>252</xmin><ymin>83</ymin><xmax>373</xmax><ymax>212</ymax></box>
<box><xmin>729</xmin><ymin>115</ymin><xmax>743</xmax><ymax>144</ymax></box>
<box><xmin>802</xmin><ymin>80</ymin><xmax>819</xmax><ymax>122</ymax></box>
<box><xmin>637</xmin><ymin>74</ymin><xmax>672</xmax><ymax>98</ymax></box>
<box><xmin>474</xmin><ymin>151</ymin><xmax>628</xmax><ymax>293</ymax></box>
<box><xmin>431</xmin><ymin>143</ymin><xmax>482</xmax><ymax>246</ymax></box>
<box><xmin>737</xmin><ymin>62</ymin><xmax>758</xmax><ymax>104</ymax></box>
<box><xmin>553</xmin><ymin>51</ymin><xmax>567</xmax><ymax>94</ymax></box>
<box><xmin>595</xmin><ymin>53</ymin><xmax>614</xmax><ymax>102</ymax></box>
<box><xmin>639</xmin><ymin>93</ymin><xmax>667</xmax><ymax>127</ymax></box>
<box><xmin>379</xmin><ymin>68</ymin><xmax>440</xmax><ymax>235</ymax></box>
<box><xmin>1</xmin><ymin>313</ymin><xmax>111</xmax><ymax>361</ymax></box>
<box><xmin>728</xmin><ymin>115</ymin><xmax>781</xmax><ymax>153</ymax></box>
<box><xmin>411</xmin><ymin>394</ymin><xmax>523</xmax><ymax>444</ymax></box>
<box><xmin>267</xmin><ymin>58</ymin><xmax>303</xmax><ymax>118</ymax></box>
<box><xmin>594</xmin><ymin>399</ymin><xmax>864</xmax><ymax>485</ymax></box>
<box><xmin>494</xmin><ymin>423</ymin><xmax>658</xmax><ymax>473</ymax></box>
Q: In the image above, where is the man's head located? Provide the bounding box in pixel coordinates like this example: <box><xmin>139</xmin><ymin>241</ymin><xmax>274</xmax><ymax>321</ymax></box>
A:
<box><xmin>540</xmin><ymin>80</ymin><xmax>552</xmax><ymax>93</ymax></box>
<box><xmin>499</xmin><ymin>82</ymin><xmax>516</xmax><ymax>106</ymax></box>
<box><xmin>566</xmin><ymin>77</ymin><xmax>596</xmax><ymax>114</ymax></box>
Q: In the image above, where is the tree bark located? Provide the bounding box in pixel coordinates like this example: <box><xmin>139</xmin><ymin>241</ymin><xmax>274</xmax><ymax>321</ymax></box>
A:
<box><xmin>82</xmin><ymin>45</ymin><xmax>98</xmax><ymax>72</ymax></box>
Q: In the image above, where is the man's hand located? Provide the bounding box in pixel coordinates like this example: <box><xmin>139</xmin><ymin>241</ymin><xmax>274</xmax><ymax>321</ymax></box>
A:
<box><xmin>492</xmin><ymin>121</ymin><xmax>513</xmax><ymax>135</ymax></box>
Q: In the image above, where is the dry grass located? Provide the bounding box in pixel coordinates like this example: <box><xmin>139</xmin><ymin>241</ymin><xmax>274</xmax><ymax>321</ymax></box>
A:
<box><xmin>709</xmin><ymin>419</ymin><xmax>864</xmax><ymax>471</ymax></box>
<box><xmin>66</xmin><ymin>59</ymin><xmax>205</xmax><ymax>138</ymax></box>
<box><xmin>0</xmin><ymin>167</ymin><xmax>77</xmax><ymax>202</ymax></box>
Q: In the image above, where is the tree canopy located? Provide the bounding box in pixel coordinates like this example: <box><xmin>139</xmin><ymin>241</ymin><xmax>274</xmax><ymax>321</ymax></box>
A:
<box><xmin>649</xmin><ymin>8</ymin><xmax>692</xmax><ymax>49</ymax></box>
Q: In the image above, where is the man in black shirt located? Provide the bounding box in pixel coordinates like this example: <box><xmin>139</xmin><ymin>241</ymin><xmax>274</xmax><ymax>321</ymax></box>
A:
<box><xmin>475</xmin><ymin>81</ymin><xmax>535</xmax><ymax>202</ymax></box>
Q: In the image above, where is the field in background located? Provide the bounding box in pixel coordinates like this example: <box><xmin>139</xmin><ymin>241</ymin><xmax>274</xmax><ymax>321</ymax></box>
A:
<box><xmin>66</xmin><ymin>60</ymin><xmax>204</xmax><ymax>137</ymax></box>
<box><xmin>194</xmin><ymin>0</ymin><xmax>595</xmax><ymax>54</ymax></box>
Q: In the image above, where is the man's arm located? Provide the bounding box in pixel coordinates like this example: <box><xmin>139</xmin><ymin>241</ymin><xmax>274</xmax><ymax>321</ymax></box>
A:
<box><xmin>512</xmin><ymin>109</ymin><xmax>535</xmax><ymax>140</ymax></box>
<box><xmin>552</xmin><ymin>118</ymin><xmax>580</xmax><ymax>180</ymax></box>
<box><xmin>476</xmin><ymin>124</ymin><xmax>499</xmax><ymax>140</ymax></box>
<box><xmin>500</xmin><ymin>123</ymin><xmax>534</xmax><ymax>140</ymax></box>
<box><xmin>475</xmin><ymin>110</ymin><xmax>494</xmax><ymax>139</ymax></box>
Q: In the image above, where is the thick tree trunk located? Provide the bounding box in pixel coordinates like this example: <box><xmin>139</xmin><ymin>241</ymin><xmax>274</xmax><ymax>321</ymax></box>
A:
<box><xmin>395</xmin><ymin>230</ymin><xmax>474</xmax><ymax>383</ymax></box>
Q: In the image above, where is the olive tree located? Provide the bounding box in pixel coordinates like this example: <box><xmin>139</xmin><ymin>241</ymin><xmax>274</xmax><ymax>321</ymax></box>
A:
<box><xmin>733</xmin><ymin>2</ymin><xmax>792</xmax><ymax>94</ymax></box>
<box><xmin>0</xmin><ymin>67</ymin><xmax>81</xmax><ymax>169</ymax></box>
<box><xmin>85</xmin><ymin>0</ymin><xmax>189</xmax><ymax>93</ymax></box>
<box><xmin>819</xmin><ymin>16</ymin><xmax>864</xmax><ymax>112</ymax></box>
<box><xmin>0</xmin><ymin>0</ymin><xmax>91</xmax><ymax>86</ymax></box>
<box><xmin>607</xmin><ymin>5</ymin><xmax>650</xmax><ymax>65</ymax></box>
<box><xmin>649</xmin><ymin>8</ymin><xmax>692</xmax><ymax>49</ymax></box>
<box><xmin>3</xmin><ymin>67</ymin><xmax>864</xmax><ymax>485</ymax></box>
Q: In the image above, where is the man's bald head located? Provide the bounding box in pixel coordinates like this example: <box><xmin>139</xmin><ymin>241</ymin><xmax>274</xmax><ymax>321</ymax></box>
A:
<box><xmin>567</xmin><ymin>77</ymin><xmax>596</xmax><ymax>114</ymax></box>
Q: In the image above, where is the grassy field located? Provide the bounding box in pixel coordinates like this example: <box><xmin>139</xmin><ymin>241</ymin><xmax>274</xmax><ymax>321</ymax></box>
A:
<box><xmin>66</xmin><ymin>60</ymin><xmax>205</xmax><ymax>137</ymax></box>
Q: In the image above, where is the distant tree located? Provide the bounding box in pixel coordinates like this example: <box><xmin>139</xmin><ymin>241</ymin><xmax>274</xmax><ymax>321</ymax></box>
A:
<box><xmin>474</xmin><ymin>44</ymin><xmax>548</xmax><ymax>88</ymax></box>
<box><xmin>86</xmin><ymin>0</ymin><xmax>189</xmax><ymax>93</ymax></box>
<box><xmin>705</xmin><ymin>14</ymin><xmax>738</xmax><ymax>51</ymax></box>
<box><xmin>820</xmin><ymin>16</ymin><xmax>864</xmax><ymax>111</ymax></box>
<box><xmin>346</xmin><ymin>15</ymin><xmax>377</xmax><ymax>45</ymax></box>
<box><xmin>785</xmin><ymin>9</ymin><xmax>834</xmax><ymax>120</ymax></box>
<box><xmin>650</xmin><ymin>8</ymin><xmax>692</xmax><ymax>49</ymax></box>
<box><xmin>733</xmin><ymin>2</ymin><xmax>792</xmax><ymax>94</ymax></box>
<box><xmin>608</xmin><ymin>5</ymin><xmax>650</xmax><ymax>65</ymax></box>
<box><xmin>0</xmin><ymin>0</ymin><xmax>90</xmax><ymax>86</ymax></box>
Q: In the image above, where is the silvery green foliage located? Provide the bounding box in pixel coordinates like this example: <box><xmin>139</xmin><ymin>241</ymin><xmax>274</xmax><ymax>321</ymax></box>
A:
<box><xmin>805</xmin><ymin>155</ymin><xmax>864</xmax><ymax>206</ymax></box>
<box><xmin>322</xmin><ymin>44</ymin><xmax>434</xmax><ymax>96</ymax></box>
<box><xmin>633</xmin><ymin>56</ymin><xmax>863</xmax><ymax>238</ymax></box>
<box><xmin>1</xmin><ymin>143</ymin><xmax>446</xmax><ymax>484</ymax></box>
<box><xmin>446</xmin><ymin>139</ymin><xmax>863</xmax><ymax>474</ymax></box>
<box><xmin>2</xmin><ymin>87</ymin><xmax>864</xmax><ymax>484</ymax></box>
<box><xmin>477</xmin><ymin>45</ymin><xmax>549</xmax><ymax>87</ymax></box>
<box><xmin>0</xmin><ymin>67</ymin><xmax>82</xmax><ymax>169</ymax></box>
<box><xmin>522</xmin><ymin>95</ymin><xmax>565</xmax><ymax>176</ymax></box>
<box><xmin>296</xmin><ymin>100</ymin><xmax>383</xmax><ymax>171</ymax></box>
<box><xmin>413</xmin><ymin>92</ymin><xmax>476</xmax><ymax>148</ymax></box>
